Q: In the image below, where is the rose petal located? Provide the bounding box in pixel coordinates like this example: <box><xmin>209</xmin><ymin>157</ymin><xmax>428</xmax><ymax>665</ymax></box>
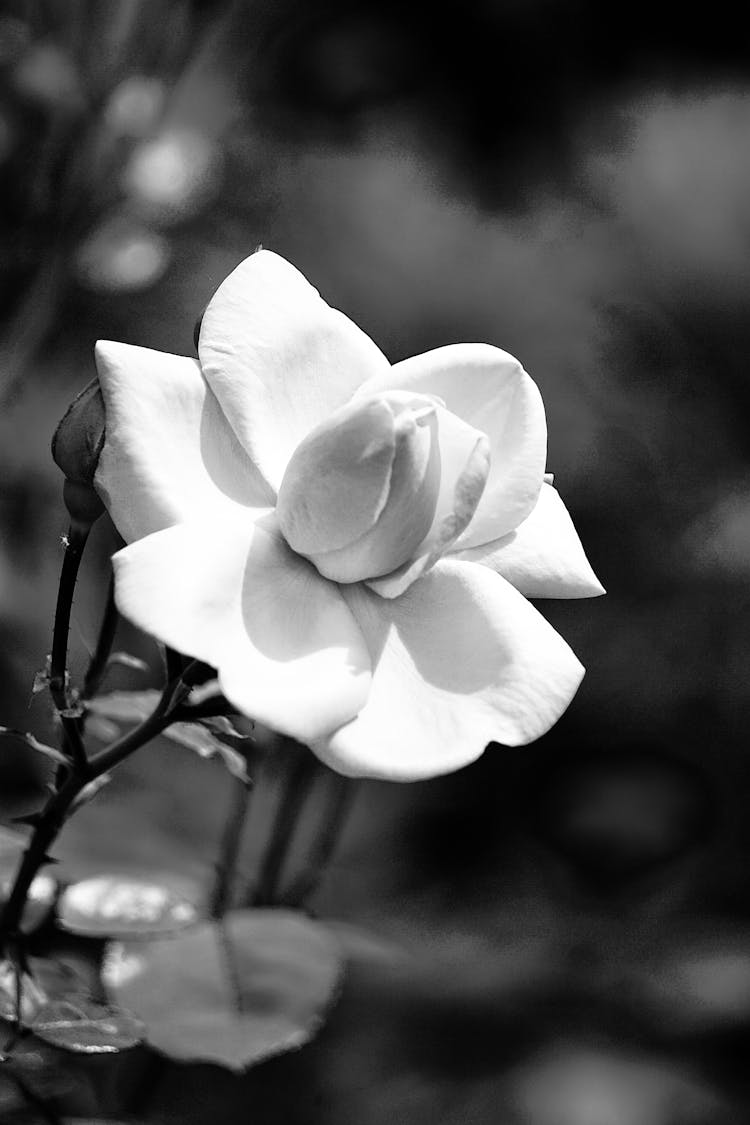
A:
<box><xmin>313</xmin><ymin>558</ymin><xmax>584</xmax><ymax>781</ymax></box>
<box><xmin>366</xmin><ymin>406</ymin><xmax>489</xmax><ymax>598</ymax></box>
<box><xmin>357</xmin><ymin>342</ymin><xmax>547</xmax><ymax>547</ymax></box>
<box><xmin>452</xmin><ymin>483</ymin><xmax>605</xmax><ymax>599</ymax></box>
<box><xmin>198</xmin><ymin>251</ymin><xmax>390</xmax><ymax>494</ymax></box>
<box><xmin>281</xmin><ymin>392</ymin><xmax>441</xmax><ymax>584</ymax></box>
<box><xmin>112</xmin><ymin>515</ymin><xmax>371</xmax><ymax>742</ymax></box>
<box><xmin>277</xmin><ymin>397</ymin><xmax>398</xmax><ymax>556</ymax></box>
<box><xmin>95</xmin><ymin>341</ymin><xmax>269</xmax><ymax>543</ymax></box>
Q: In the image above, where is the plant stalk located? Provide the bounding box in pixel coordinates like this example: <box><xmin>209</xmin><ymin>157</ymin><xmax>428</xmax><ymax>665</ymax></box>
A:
<box><xmin>0</xmin><ymin>674</ymin><xmax>188</xmax><ymax>948</ymax></box>
<box><xmin>48</xmin><ymin>521</ymin><xmax>90</xmax><ymax>771</ymax></box>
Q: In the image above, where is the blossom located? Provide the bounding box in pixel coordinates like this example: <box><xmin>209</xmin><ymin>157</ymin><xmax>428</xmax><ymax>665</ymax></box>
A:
<box><xmin>92</xmin><ymin>251</ymin><xmax>603</xmax><ymax>781</ymax></box>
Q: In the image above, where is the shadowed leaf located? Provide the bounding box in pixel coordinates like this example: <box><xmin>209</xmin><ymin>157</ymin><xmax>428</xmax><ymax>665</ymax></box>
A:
<box><xmin>0</xmin><ymin>958</ymin><xmax>89</xmax><ymax>1026</ymax></box>
<box><xmin>0</xmin><ymin>727</ymin><xmax>68</xmax><ymax>767</ymax></box>
<box><xmin>102</xmin><ymin>908</ymin><xmax>342</xmax><ymax>1070</ymax></box>
<box><xmin>32</xmin><ymin>997</ymin><xmax>145</xmax><ymax>1053</ymax></box>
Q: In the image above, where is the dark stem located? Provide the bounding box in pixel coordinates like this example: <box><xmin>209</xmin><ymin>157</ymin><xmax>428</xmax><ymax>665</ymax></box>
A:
<box><xmin>0</xmin><ymin>671</ymin><xmax>190</xmax><ymax>949</ymax></box>
<box><xmin>283</xmin><ymin>774</ymin><xmax>355</xmax><ymax>908</ymax></box>
<box><xmin>48</xmin><ymin>521</ymin><xmax>89</xmax><ymax>770</ymax></box>
<box><xmin>252</xmin><ymin>749</ymin><xmax>316</xmax><ymax>906</ymax></box>
<box><xmin>0</xmin><ymin>770</ymin><xmax>83</xmax><ymax>943</ymax></box>
<box><xmin>210</xmin><ymin>777</ymin><xmax>252</xmax><ymax>921</ymax></box>
<box><xmin>82</xmin><ymin>573</ymin><xmax>118</xmax><ymax>699</ymax></box>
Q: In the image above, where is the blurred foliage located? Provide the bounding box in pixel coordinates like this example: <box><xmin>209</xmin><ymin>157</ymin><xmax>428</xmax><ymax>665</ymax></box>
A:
<box><xmin>4</xmin><ymin>0</ymin><xmax>750</xmax><ymax>1121</ymax></box>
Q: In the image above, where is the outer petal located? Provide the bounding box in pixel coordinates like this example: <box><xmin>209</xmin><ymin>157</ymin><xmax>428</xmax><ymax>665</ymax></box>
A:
<box><xmin>198</xmin><ymin>250</ymin><xmax>391</xmax><ymax>494</ymax></box>
<box><xmin>452</xmin><ymin>483</ymin><xmax>605</xmax><ymax>599</ymax></box>
<box><xmin>112</xmin><ymin>515</ymin><xmax>372</xmax><ymax>743</ymax></box>
<box><xmin>95</xmin><ymin>341</ymin><xmax>269</xmax><ymax>543</ymax></box>
<box><xmin>357</xmin><ymin>342</ymin><xmax>547</xmax><ymax>548</ymax></box>
<box><xmin>312</xmin><ymin>559</ymin><xmax>584</xmax><ymax>781</ymax></box>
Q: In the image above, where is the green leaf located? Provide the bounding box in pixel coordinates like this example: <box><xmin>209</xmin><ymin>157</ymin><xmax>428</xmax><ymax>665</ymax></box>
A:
<box><xmin>58</xmin><ymin>875</ymin><xmax>199</xmax><ymax>939</ymax></box>
<box><xmin>164</xmin><ymin>722</ymin><xmax>250</xmax><ymax>782</ymax></box>
<box><xmin>107</xmin><ymin>651</ymin><xmax>149</xmax><ymax>672</ymax></box>
<box><xmin>102</xmin><ymin>908</ymin><xmax>343</xmax><ymax>1070</ymax></box>
<box><xmin>0</xmin><ymin>727</ymin><xmax>68</xmax><ymax>767</ymax></box>
<box><xmin>0</xmin><ymin>957</ymin><xmax>89</xmax><ymax>1025</ymax></box>
<box><xmin>31</xmin><ymin>998</ymin><xmax>145</xmax><ymax>1054</ymax></box>
<box><xmin>86</xmin><ymin>695</ymin><xmax>250</xmax><ymax>781</ymax></box>
<box><xmin>0</xmin><ymin>960</ymin><xmax>48</xmax><ymax>1024</ymax></box>
<box><xmin>86</xmin><ymin>691</ymin><xmax>159</xmax><ymax>722</ymax></box>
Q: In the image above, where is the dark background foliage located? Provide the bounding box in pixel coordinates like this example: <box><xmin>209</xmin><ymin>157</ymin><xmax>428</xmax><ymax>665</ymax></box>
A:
<box><xmin>3</xmin><ymin>1</ymin><xmax>750</xmax><ymax>1120</ymax></box>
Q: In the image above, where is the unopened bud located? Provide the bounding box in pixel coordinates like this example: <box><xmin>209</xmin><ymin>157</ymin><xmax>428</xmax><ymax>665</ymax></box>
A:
<box><xmin>52</xmin><ymin>377</ymin><xmax>105</xmax><ymax>485</ymax></box>
<box><xmin>63</xmin><ymin>478</ymin><xmax>105</xmax><ymax>526</ymax></box>
<box><xmin>52</xmin><ymin>377</ymin><xmax>106</xmax><ymax>527</ymax></box>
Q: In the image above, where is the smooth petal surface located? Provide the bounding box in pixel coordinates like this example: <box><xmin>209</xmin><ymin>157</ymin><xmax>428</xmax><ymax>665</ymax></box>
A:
<box><xmin>277</xmin><ymin>397</ymin><xmax>397</xmax><ymax>555</ymax></box>
<box><xmin>112</xmin><ymin>516</ymin><xmax>371</xmax><ymax>742</ymax></box>
<box><xmin>453</xmin><ymin>483</ymin><xmax>605</xmax><ymax>598</ymax></box>
<box><xmin>313</xmin><ymin>559</ymin><xmax>585</xmax><ymax>781</ymax></box>
<box><xmin>283</xmin><ymin>392</ymin><xmax>441</xmax><ymax>583</ymax></box>
<box><xmin>95</xmin><ymin>341</ymin><xmax>269</xmax><ymax>543</ymax></box>
<box><xmin>366</xmin><ymin>406</ymin><xmax>489</xmax><ymax>597</ymax></box>
<box><xmin>199</xmin><ymin>251</ymin><xmax>391</xmax><ymax>494</ymax></box>
<box><xmin>357</xmin><ymin>343</ymin><xmax>547</xmax><ymax>548</ymax></box>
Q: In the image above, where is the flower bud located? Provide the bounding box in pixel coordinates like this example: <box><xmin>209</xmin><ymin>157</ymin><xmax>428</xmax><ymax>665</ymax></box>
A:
<box><xmin>277</xmin><ymin>392</ymin><xmax>441</xmax><ymax>584</ymax></box>
<box><xmin>52</xmin><ymin>377</ymin><xmax>105</xmax><ymax>485</ymax></box>
<box><xmin>52</xmin><ymin>377</ymin><xmax>106</xmax><ymax>526</ymax></box>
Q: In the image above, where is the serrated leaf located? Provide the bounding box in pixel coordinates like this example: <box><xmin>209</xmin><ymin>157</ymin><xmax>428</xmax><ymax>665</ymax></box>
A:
<box><xmin>84</xmin><ymin>714</ymin><xmax>121</xmax><ymax>741</ymax></box>
<box><xmin>0</xmin><ymin>727</ymin><xmax>68</xmax><ymax>767</ymax></box>
<box><xmin>201</xmin><ymin>714</ymin><xmax>246</xmax><ymax>739</ymax></box>
<box><xmin>107</xmin><ymin>651</ymin><xmax>149</xmax><ymax>672</ymax></box>
<box><xmin>31</xmin><ymin>998</ymin><xmax>145</xmax><ymax>1053</ymax></box>
<box><xmin>87</xmin><ymin>691</ymin><xmax>159</xmax><ymax>722</ymax></box>
<box><xmin>58</xmin><ymin>875</ymin><xmax>199</xmax><ymax>939</ymax></box>
<box><xmin>102</xmin><ymin>908</ymin><xmax>342</xmax><ymax>1070</ymax></box>
<box><xmin>164</xmin><ymin>722</ymin><xmax>250</xmax><ymax>782</ymax></box>
<box><xmin>0</xmin><ymin>872</ymin><xmax>57</xmax><ymax>934</ymax></box>
<box><xmin>0</xmin><ymin>960</ymin><xmax>47</xmax><ymax>1024</ymax></box>
<box><xmin>0</xmin><ymin>957</ymin><xmax>88</xmax><ymax>1025</ymax></box>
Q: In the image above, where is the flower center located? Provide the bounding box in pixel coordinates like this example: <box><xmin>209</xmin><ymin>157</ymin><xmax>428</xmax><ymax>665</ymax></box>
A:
<box><xmin>276</xmin><ymin>391</ymin><xmax>442</xmax><ymax>584</ymax></box>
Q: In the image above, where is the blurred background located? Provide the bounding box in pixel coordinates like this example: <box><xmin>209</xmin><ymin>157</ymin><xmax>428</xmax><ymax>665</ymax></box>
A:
<box><xmin>3</xmin><ymin>0</ymin><xmax>750</xmax><ymax>1121</ymax></box>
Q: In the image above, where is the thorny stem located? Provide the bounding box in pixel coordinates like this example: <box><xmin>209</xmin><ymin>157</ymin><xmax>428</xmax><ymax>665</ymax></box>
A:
<box><xmin>48</xmin><ymin>521</ymin><xmax>89</xmax><ymax>771</ymax></box>
<box><xmin>283</xmin><ymin>773</ymin><xmax>354</xmax><ymax>908</ymax></box>
<box><xmin>252</xmin><ymin>748</ymin><xmax>317</xmax><ymax>906</ymax></box>
<box><xmin>0</xmin><ymin>667</ymin><xmax>195</xmax><ymax>951</ymax></box>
